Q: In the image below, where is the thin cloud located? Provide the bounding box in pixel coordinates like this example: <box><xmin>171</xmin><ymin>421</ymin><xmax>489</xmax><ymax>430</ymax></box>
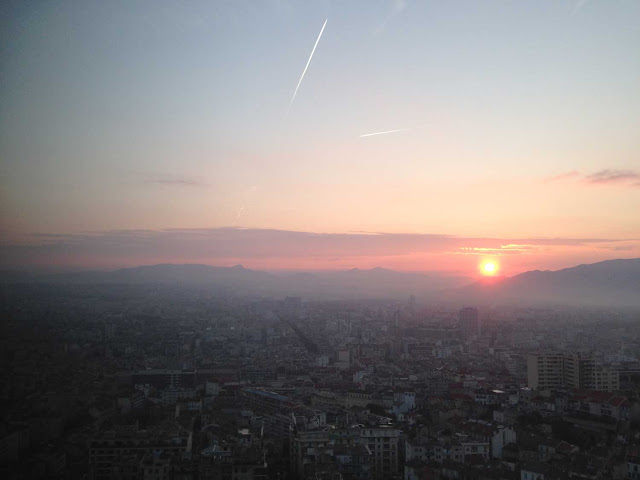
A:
<box><xmin>1</xmin><ymin>228</ymin><xmax>635</xmax><ymax>270</ymax></box>
<box><xmin>544</xmin><ymin>169</ymin><xmax>640</xmax><ymax>188</ymax></box>
<box><xmin>571</xmin><ymin>0</ymin><xmax>589</xmax><ymax>16</ymax></box>
<box><xmin>456</xmin><ymin>244</ymin><xmax>539</xmax><ymax>256</ymax></box>
<box><xmin>544</xmin><ymin>170</ymin><xmax>580</xmax><ymax>183</ymax></box>
<box><xmin>232</xmin><ymin>204</ymin><xmax>247</xmax><ymax>227</ymax></box>
<box><xmin>585</xmin><ymin>169</ymin><xmax>640</xmax><ymax>185</ymax></box>
<box><xmin>376</xmin><ymin>0</ymin><xmax>408</xmax><ymax>33</ymax></box>
<box><xmin>150</xmin><ymin>175</ymin><xmax>205</xmax><ymax>187</ymax></box>
<box><xmin>611</xmin><ymin>245</ymin><xmax>636</xmax><ymax>252</ymax></box>
<box><xmin>392</xmin><ymin>0</ymin><xmax>408</xmax><ymax>14</ymax></box>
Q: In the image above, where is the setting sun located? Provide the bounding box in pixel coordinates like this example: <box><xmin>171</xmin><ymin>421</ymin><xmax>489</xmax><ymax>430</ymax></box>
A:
<box><xmin>481</xmin><ymin>261</ymin><xmax>498</xmax><ymax>275</ymax></box>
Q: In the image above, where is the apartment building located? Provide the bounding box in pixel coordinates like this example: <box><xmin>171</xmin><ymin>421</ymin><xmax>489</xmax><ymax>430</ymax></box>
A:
<box><xmin>527</xmin><ymin>353</ymin><xmax>619</xmax><ymax>391</ymax></box>
<box><xmin>291</xmin><ymin>425</ymin><xmax>400</xmax><ymax>480</ymax></box>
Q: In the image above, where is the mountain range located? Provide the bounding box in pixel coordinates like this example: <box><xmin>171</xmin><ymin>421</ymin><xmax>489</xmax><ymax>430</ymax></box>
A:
<box><xmin>4</xmin><ymin>258</ymin><xmax>640</xmax><ymax>307</ymax></box>
<box><xmin>29</xmin><ymin>264</ymin><xmax>467</xmax><ymax>300</ymax></box>
<box><xmin>448</xmin><ymin>258</ymin><xmax>640</xmax><ymax>308</ymax></box>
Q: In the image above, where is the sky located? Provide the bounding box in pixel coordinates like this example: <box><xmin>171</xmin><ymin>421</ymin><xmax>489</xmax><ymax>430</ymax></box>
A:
<box><xmin>1</xmin><ymin>0</ymin><xmax>639</xmax><ymax>275</ymax></box>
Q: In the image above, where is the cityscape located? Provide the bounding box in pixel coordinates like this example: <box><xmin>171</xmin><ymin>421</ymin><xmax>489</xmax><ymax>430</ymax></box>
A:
<box><xmin>2</xmin><ymin>270</ymin><xmax>640</xmax><ymax>479</ymax></box>
<box><xmin>2</xmin><ymin>1</ymin><xmax>640</xmax><ymax>479</ymax></box>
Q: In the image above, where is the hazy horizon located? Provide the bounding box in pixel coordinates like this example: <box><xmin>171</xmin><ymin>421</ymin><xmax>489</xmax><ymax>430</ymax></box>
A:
<box><xmin>2</xmin><ymin>227</ymin><xmax>640</xmax><ymax>277</ymax></box>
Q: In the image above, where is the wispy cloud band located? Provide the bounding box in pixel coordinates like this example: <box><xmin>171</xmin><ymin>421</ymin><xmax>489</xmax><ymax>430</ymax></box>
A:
<box><xmin>585</xmin><ymin>169</ymin><xmax>640</xmax><ymax>185</ymax></box>
<box><xmin>2</xmin><ymin>228</ymin><xmax>637</xmax><ymax>271</ymax></box>
<box><xmin>545</xmin><ymin>169</ymin><xmax>640</xmax><ymax>187</ymax></box>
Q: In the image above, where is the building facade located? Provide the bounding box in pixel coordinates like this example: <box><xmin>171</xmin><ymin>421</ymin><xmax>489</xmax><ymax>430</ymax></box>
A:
<box><xmin>291</xmin><ymin>426</ymin><xmax>400</xmax><ymax>480</ymax></box>
<box><xmin>527</xmin><ymin>353</ymin><xmax>619</xmax><ymax>391</ymax></box>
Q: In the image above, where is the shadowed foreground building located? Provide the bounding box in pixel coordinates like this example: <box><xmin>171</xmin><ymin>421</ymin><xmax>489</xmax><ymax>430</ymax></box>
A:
<box><xmin>88</xmin><ymin>422</ymin><xmax>268</xmax><ymax>480</ymax></box>
<box><xmin>89</xmin><ymin>425</ymin><xmax>190</xmax><ymax>480</ymax></box>
<box><xmin>291</xmin><ymin>425</ymin><xmax>400</xmax><ymax>480</ymax></box>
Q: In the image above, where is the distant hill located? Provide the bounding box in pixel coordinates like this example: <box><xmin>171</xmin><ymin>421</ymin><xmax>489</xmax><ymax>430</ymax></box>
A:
<box><xmin>6</xmin><ymin>258</ymin><xmax>639</xmax><ymax>306</ymax></box>
<box><xmin>44</xmin><ymin>263</ymin><xmax>280</xmax><ymax>295</ymax></box>
<box><xmin>448</xmin><ymin>258</ymin><xmax>640</xmax><ymax>307</ymax></box>
<box><xmin>25</xmin><ymin>263</ymin><xmax>469</xmax><ymax>300</ymax></box>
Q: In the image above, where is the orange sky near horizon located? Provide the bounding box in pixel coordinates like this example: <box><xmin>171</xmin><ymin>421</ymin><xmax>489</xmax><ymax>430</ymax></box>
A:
<box><xmin>2</xmin><ymin>227</ymin><xmax>638</xmax><ymax>277</ymax></box>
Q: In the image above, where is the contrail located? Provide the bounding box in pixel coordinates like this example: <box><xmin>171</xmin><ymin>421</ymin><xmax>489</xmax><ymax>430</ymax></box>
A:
<box><xmin>571</xmin><ymin>0</ymin><xmax>588</xmax><ymax>15</ymax></box>
<box><xmin>232</xmin><ymin>204</ymin><xmax>246</xmax><ymax>227</ymax></box>
<box><xmin>360</xmin><ymin>125</ymin><xmax>425</xmax><ymax>138</ymax></box>
<box><xmin>288</xmin><ymin>19</ymin><xmax>327</xmax><ymax>113</ymax></box>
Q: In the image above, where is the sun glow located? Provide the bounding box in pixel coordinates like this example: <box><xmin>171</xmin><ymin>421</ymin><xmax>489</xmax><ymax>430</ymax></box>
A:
<box><xmin>481</xmin><ymin>261</ymin><xmax>498</xmax><ymax>275</ymax></box>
